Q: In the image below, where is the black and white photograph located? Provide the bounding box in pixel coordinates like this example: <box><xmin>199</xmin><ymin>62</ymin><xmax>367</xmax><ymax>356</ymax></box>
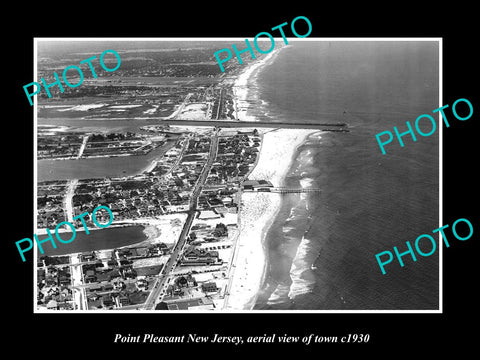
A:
<box><xmin>6</xmin><ymin>5</ymin><xmax>478</xmax><ymax>354</ymax></box>
<box><xmin>32</xmin><ymin>38</ymin><xmax>440</xmax><ymax>312</ymax></box>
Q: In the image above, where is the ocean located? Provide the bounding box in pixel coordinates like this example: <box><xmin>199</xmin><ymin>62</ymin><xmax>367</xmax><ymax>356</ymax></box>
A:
<box><xmin>251</xmin><ymin>41</ymin><xmax>440</xmax><ymax>310</ymax></box>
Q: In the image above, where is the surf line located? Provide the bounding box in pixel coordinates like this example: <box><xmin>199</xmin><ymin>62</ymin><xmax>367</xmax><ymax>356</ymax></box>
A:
<box><xmin>213</xmin><ymin>16</ymin><xmax>313</xmax><ymax>72</ymax></box>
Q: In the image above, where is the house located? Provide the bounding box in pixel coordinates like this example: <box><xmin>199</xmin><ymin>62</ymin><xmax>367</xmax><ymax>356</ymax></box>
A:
<box><xmin>165</xmin><ymin>297</ymin><xmax>215</xmax><ymax>310</ymax></box>
<box><xmin>58</xmin><ymin>302</ymin><xmax>73</xmax><ymax>310</ymax></box>
<box><xmin>207</xmin><ymin>198</ymin><xmax>224</xmax><ymax>208</ymax></box>
<box><xmin>243</xmin><ymin>181</ymin><xmax>254</xmax><ymax>190</ymax></box>
<box><xmin>157</xmin><ymin>243</ymin><xmax>169</xmax><ymax>255</ymax></box>
<box><xmin>119</xmin><ymin>295</ymin><xmax>130</xmax><ymax>307</ymax></box>
<box><xmin>201</xmin><ymin>282</ymin><xmax>218</xmax><ymax>293</ymax></box>
<box><xmin>174</xmin><ymin>274</ymin><xmax>196</xmax><ymax>288</ymax></box>
<box><xmin>85</xmin><ymin>270</ymin><xmax>97</xmax><ymax>283</ymax></box>
<box><xmin>81</xmin><ymin>253</ymin><xmax>96</xmax><ymax>262</ymax></box>
<box><xmin>107</xmin><ymin>259</ymin><xmax>117</xmax><ymax>267</ymax></box>
<box><xmin>45</xmin><ymin>276</ymin><xmax>57</xmax><ymax>286</ymax></box>
<box><xmin>59</xmin><ymin>276</ymin><xmax>71</xmax><ymax>286</ymax></box>
<box><xmin>113</xmin><ymin>281</ymin><xmax>125</xmax><ymax>290</ymax></box>
<box><xmin>180</xmin><ymin>247</ymin><xmax>220</xmax><ymax>266</ymax></box>
<box><xmin>221</xmin><ymin>196</ymin><xmax>233</xmax><ymax>205</ymax></box>
<box><xmin>102</xmin><ymin>297</ymin><xmax>114</xmax><ymax>308</ymax></box>
<box><xmin>198</xmin><ymin>210</ymin><xmax>221</xmax><ymax>220</ymax></box>
<box><xmin>242</xmin><ymin>179</ymin><xmax>273</xmax><ymax>190</ymax></box>
<box><xmin>95</xmin><ymin>270</ymin><xmax>110</xmax><ymax>282</ymax></box>
<box><xmin>213</xmin><ymin>223</ymin><xmax>228</xmax><ymax>237</ymax></box>
<box><xmin>119</xmin><ymin>259</ymin><xmax>131</xmax><ymax>266</ymax></box>
<box><xmin>185</xmin><ymin>274</ymin><xmax>196</xmax><ymax>287</ymax></box>
<box><xmin>136</xmin><ymin>278</ymin><xmax>148</xmax><ymax>291</ymax></box>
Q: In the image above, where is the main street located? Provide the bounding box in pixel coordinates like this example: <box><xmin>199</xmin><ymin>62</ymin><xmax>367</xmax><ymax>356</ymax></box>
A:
<box><xmin>143</xmin><ymin>128</ymin><xmax>219</xmax><ymax>310</ymax></box>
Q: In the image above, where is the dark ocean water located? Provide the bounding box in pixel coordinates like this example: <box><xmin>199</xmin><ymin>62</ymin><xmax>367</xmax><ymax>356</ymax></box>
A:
<box><xmin>251</xmin><ymin>41</ymin><xmax>440</xmax><ymax>310</ymax></box>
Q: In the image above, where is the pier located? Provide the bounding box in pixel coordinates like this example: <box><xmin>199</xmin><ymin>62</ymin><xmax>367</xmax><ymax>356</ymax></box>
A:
<box><xmin>244</xmin><ymin>187</ymin><xmax>321</xmax><ymax>194</ymax></box>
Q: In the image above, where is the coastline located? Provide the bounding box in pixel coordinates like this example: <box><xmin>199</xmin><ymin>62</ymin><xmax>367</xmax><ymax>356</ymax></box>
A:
<box><xmin>226</xmin><ymin>128</ymin><xmax>316</xmax><ymax>310</ymax></box>
<box><xmin>232</xmin><ymin>45</ymin><xmax>287</xmax><ymax>122</ymax></box>
<box><xmin>225</xmin><ymin>43</ymin><xmax>319</xmax><ymax>310</ymax></box>
<box><xmin>142</xmin><ymin>159</ymin><xmax>157</xmax><ymax>174</ymax></box>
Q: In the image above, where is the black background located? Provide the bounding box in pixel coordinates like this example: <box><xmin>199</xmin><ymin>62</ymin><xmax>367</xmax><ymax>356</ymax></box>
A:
<box><xmin>5</xmin><ymin>3</ymin><xmax>478</xmax><ymax>355</ymax></box>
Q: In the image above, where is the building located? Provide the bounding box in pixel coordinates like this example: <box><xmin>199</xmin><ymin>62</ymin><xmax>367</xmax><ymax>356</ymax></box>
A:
<box><xmin>165</xmin><ymin>297</ymin><xmax>215</xmax><ymax>310</ymax></box>
<box><xmin>180</xmin><ymin>247</ymin><xmax>220</xmax><ymax>266</ymax></box>
<box><xmin>201</xmin><ymin>282</ymin><xmax>218</xmax><ymax>293</ymax></box>
<box><xmin>136</xmin><ymin>278</ymin><xmax>148</xmax><ymax>291</ymax></box>
<box><xmin>242</xmin><ymin>179</ymin><xmax>274</xmax><ymax>191</ymax></box>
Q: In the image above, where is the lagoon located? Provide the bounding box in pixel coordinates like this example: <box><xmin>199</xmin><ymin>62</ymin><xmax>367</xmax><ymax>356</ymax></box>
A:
<box><xmin>39</xmin><ymin>225</ymin><xmax>147</xmax><ymax>256</ymax></box>
<box><xmin>37</xmin><ymin>117</ymin><xmax>179</xmax><ymax>182</ymax></box>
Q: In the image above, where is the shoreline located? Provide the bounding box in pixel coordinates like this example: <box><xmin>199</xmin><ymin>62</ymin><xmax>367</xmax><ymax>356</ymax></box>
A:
<box><xmin>38</xmin><ymin>153</ymin><xmax>142</xmax><ymax>161</ymax></box>
<box><xmin>226</xmin><ymin>128</ymin><xmax>317</xmax><ymax>310</ymax></box>
<box><xmin>232</xmin><ymin>45</ymin><xmax>287</xmax><ymax>122</ymax></box>
<box><xmin>225</xmin><ymin>44</ymin><xmax>320</xmax><ymax>310</ymax></box>
<box><xmin>142</xmin><ymin>159</ymin><xmax>157</xmax><ymax>174</ymax></box>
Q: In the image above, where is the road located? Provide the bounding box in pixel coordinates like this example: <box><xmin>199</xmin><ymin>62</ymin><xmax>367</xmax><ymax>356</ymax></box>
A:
<box><xmin>143</xmin><ymin>129</ymin><xmax>219</xmax><ymax>310</ymax></box>
<box><xmin>166</xmin><ymin>93</ymin><xmax>192</xmax><ymax>120</ymax></box>
<box><xmin>70</xmin><ymin>254</ymin><xmax>88</xmax><ymax>310</ymax></box>
<box><xmin>163</xmin><ymin>135</ymin><xmax>190</xmax><ymax>177</ymax></box>
<box><xmin>64</xmin><ymin>179</ymin><xmax>78</xmax><ymax>224</ymax></box>
<box><xmin>215</xmin><ymin>88</ymin><xmax>225</xmax><ymax>120</ymax></box>
<box><xmin>77</xmin><ymin>135</ymin><xmax>89</xmax><ymax>159</ymax></box>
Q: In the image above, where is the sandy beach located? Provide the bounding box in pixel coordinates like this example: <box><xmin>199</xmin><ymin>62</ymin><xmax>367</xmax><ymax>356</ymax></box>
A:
<box><xmin>232</xmin><ymin>45</ymin><xmax>287</xmax><ymax>122</ymax></box>
<box><xmin>142</xmin><ymin>159</ymin><xmax>158</xmax><ymax>174</ymax></box>
<box><xmin>224</xmin><ymin>43</ymin><xmax>318</xmax><ymax>310</ymax></box>
<box><xmin>122</xmin><ymin>215</ymin><xmax>188</xmax><ymax>247</ymax></box>
<box><xmin>226</xmin><ymin>128</ymin><xmax>316</xmax><ymax>310</ymax></box>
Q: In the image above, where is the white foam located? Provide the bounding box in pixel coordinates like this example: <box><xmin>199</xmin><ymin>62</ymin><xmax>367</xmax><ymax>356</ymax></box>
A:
<box><xmin>233</xmin><ymin>46</ymin><xmax>286</xmax><ymax>122</ymax></box>
<box><xmin>226</xmin><ymin>129</ymin><xmax>317</xmax><ymax>310</ymax></box>
<box><xmin>288</xmin><ymin>237</ymin><xmax>315</xmax><ymax>299</ymax></box>
<box><xmin>299</xmin><ymin>177</ymin><xmax>314</xmax><ymax>188</ymax></box>
<box><xmin>267</xmin><ymin>283</ymin><xmax>290</xmax><ymax>305</ymax></box>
